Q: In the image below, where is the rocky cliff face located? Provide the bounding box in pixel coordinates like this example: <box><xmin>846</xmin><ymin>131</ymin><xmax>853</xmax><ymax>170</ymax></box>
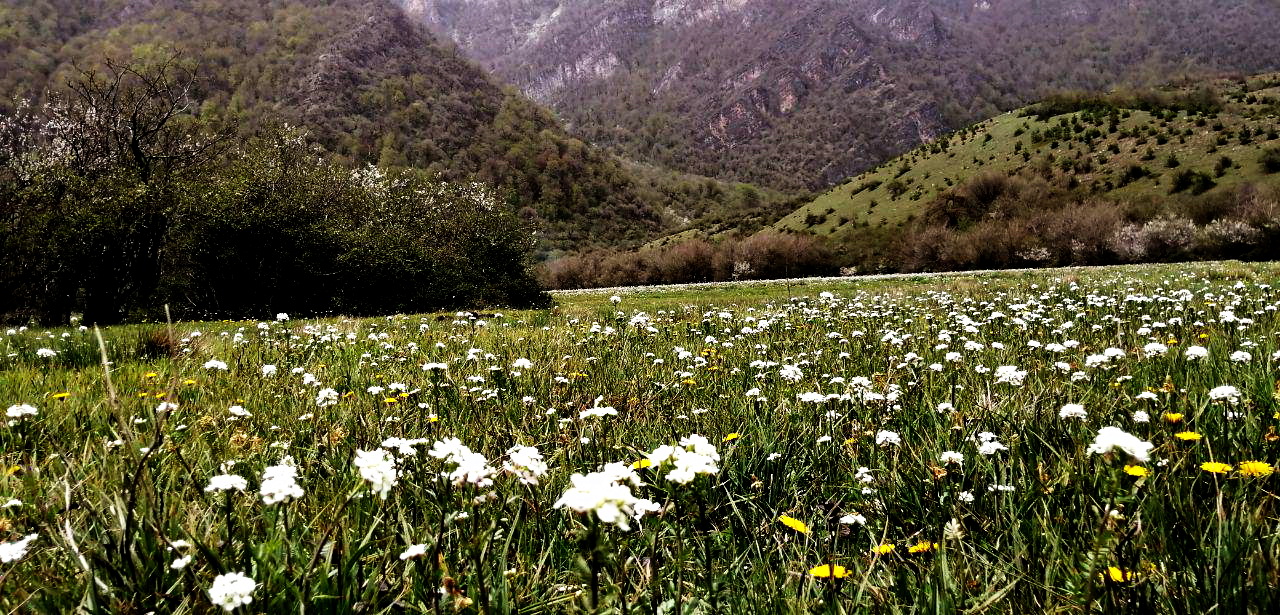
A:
<box><xmin>393</xmin><ymin>0</ymin><xmax>1280</xmax><ymax>191</ymax></box>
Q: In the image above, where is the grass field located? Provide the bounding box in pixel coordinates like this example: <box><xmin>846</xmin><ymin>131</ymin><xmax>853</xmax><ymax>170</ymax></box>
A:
<box><xmin>3</xmin><ymin>261</ymin><xmax>1280</xmax><ymax>613</ymax></box>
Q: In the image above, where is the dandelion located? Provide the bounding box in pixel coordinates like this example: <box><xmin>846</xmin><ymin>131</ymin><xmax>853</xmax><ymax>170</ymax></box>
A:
<box><xmin>0</xmin><ymin>533</ymin><xmax>37</xmax><ymax>563</ymax></box>
<box><xmin>1237</xmin><ymin>461</ymin><xmax>1274</xmax><ymax>477</ymax></box>
<box><xmin>1123</xmin><ymin>465</ymin><xmax>1149</xmax><ymax>477</ymax></box>
<box><xmin>809</xmin><ymin>564</ymin><xmax>850</xmax><ymax>578</ymax></box>
<box><xmin>778</xmin><ymin>515</ymin><xmax>811</xmax><ymax>534</ymax></box>
<box><xmin>1163</xmin><ymin>413</ymin><xmax>1184</xmax><ymax>423</ymax></box>
<box><xmin>908</xmin><ymin>541</ymin><xmax>937</xmax><ymax>554</ymax></box>
<box><xmin>354</xmin><ymin>449</ymin><xmax>398</xmax><ymax>499</ymax></box>
<box><xmin>1200</xmin><ymin>461</ymin><xmax>1232</xmax><ymax>474</ymax></box>
<box><xmin>207</xmin><ymin>572</ymin><xmax>257</xmax><ymax>611</ymax></box>
<box><xmin>1101</xmin><ymin>566</ymin><xmax>1138</xmax><ymax>583</ymax></box>
<box><xmin>1087</xmin><ymin>426</ymin><xmax>1153</xmax><ymax>462</ymax></box>
<box><xmin>871</xmin><ymin>543</ymin><xmax>896</xmax><ymax>555</ymax></box>
<box><xmin>723</xmin><ymin>432</ymin><xmax>740</xmax><ymax>442</ymax></box>
<box><xmin>1174</xmin><ymin>431</ymin><xmax>1202</xmax><ymax>441</ymax></box>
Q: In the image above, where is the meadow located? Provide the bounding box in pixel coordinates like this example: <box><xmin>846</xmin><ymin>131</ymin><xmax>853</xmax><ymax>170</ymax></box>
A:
<box><xmin>3</xmin><ymin>261</ymin><xmax>1280</xmax><ymax>613</ymax></box>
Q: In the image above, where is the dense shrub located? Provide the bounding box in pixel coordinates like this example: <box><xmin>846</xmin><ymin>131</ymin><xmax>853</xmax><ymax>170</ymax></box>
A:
<box><xmin>0</xmin><ymin>63</ymin><xmax>548</xmax><ymax>325</ymax></box>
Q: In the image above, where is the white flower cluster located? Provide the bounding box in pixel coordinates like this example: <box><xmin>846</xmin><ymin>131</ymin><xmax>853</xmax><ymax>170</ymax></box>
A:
<box><xmin>6</xmin><ymin>403</ymin><xmax>37</xmax><ymax>423</ymax></box>
<box><xmin>994</xmin><ymin>365</ymin><xmax>1028</xmax><ymax>386</ymax></box>
<box><xmin>502</xmin><ymin>445</ymin><xmax>549</xmax><ymax>485</ymax></box>
<box><xmin>976</xmin><ymin>432</ymin><xmax>1008</xmax><ymax>456</ymax></box>
<box><xmin>354</xmin><ymin>449</ymin><xmax>398</xmax><ymax>499</ymax></box>
<box><xmin>1058</xmin><ymin>403</ymin><xmax>1087</xmax><ymax>420</ymax></box>
<box><xmin>553</xmin><ymin>462</ymin><xmax>658</xmax><ymax>530</ymax></box>
<box><xmin>645</xmin><ymin>434</ymin><xmax>721</xmax><ymax>484</ymax></box>
<box><xmin>428</xmin><ymin>438</ymin><xmax>496</xmax><ymax>488</ymax></box>
<box><xmin>260</xmin><ymin>457</ymin><xmax>303</xmax><ymax>505</ymax></box>
<box><xmin>1087</xmin><ymin>426</ymin><xmax>1153</xmax><ymax>462</ymax></box>
<box><xmin>205</xmin><ymin>473</ymin><xmax>248</xmax><ymax>493</ymax></box>
<box><xmin>1208</xmin><ymin>385</ymin><xmax>1241</xmax><ymax>404</ymax></box>
<box><xmin>0</xmin><ymin>533</ymin><xmax>37</xmax><ymax>563</ymax></box>
<box><xmin>207</xmin><ymin>572</ymin><xmax>256</xmax><ymax>612</ymax></box>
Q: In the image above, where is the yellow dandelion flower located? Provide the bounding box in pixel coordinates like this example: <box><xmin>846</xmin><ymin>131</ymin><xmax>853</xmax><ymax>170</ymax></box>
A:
<box><xmin>51</xmin><ymin>392</ymin><xmax>70</xmax><ymax>400</ymax></box>
<box><xmin>426</xmin><ymin>415</ymin><xmax>440</xmax><ymax>423</ymax></box>
<box><xmin>1167</xmin><ymin>338</ymin><xmax>1178</xmax><ymax>345</ymax></box>
<box><xmin>723</xmin><ymin>433</ymin><xmax>741</xmax><ymax>442</ymax></box>
<box><xmin>398</xmin><ymin>392</ymin><xmax>410</xmax><ymax>398</ymax></box>
<box><xmin>681</xmin><ymin>379</ymin><xmax>697</xmax><ymax>386</ymax></box>
<box><xmin>632</xmin><ymin>459</ymin><xmax>653</xmax><ymax>469</ymax></box>
<box><xmin>1123</xmin><ymin>465</ymin><xmax>1149</xmax><ymax>477</ymax></box>
<box><xmin>383</xmin><ymin>398</ymin><xmax>398</xmax><ymax>405</ymax></box>
<box><xmin>144</xmin><ymin>372</ymin><xmax>159</xmax><ymax>379</ymax></box>
<box><xmin>135</xmin><ymin>392</ymin><xmax>150</xmax><ymax>398</ymax></box>
<box><xmin>1174</xmin><ymin>431</ymin><xmax>1202</xmax><ymax>441</ymax></box>
<box><xmin>907</xmin><ymin>541</ymin><xmax>937</xmax><ymax>554</ymax></box>
<box><xmin>153</xmin><ymin>392</ymin><xmax>167</xmax><ymax>398</ymax></box>
<box><xmin>871</xmin><ymin>543</ymin><xmax>896</xmax><ymax>555</ymax></box>
<box><xmin>1237</xmin><ymin>461</ymin><xmax>1274</xmax><ymax>477</ymax></box>
<box><xmin>808</xmin><ymin>564</ymin><xmax>850</xmax><ymax>579</ymax></box>
<box><xmin>182</xmin><ymin>379</ymin><xmax>197</xmax><ymax>386</ymax></box>
<box><xmin>1198</xmin><ymin>333</ymin><xmax>1210</xmax><ymax>339</ymax></box>
<box><xmin>1101</xmin><ymin>566</ymin><xmax>1138</xmax><ymax>583</ymax></box>
<box><xmin>1163</xmin><ymin>413</ymin><xmax>1183</xmax><ymax>423</ymax></box>
<box><xmin>778</xmin><ymin>515</ymin><xmax>811</xmax><ymax>535</ymax></box>
<box><xmin>1200</xmin><ymin>461</ymin><xmax>1232</xmax><ymax>474</ymax></box>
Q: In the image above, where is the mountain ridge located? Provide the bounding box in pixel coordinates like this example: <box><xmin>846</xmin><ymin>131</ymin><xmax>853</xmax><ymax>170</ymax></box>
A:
<box><xmin>397</xmin><ymin>0</ymin><xmax>1280</xmax><ymax>192</ymax></box>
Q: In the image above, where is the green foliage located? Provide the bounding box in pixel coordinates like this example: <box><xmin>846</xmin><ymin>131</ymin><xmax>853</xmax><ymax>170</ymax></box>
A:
<box><xmin>0</xmin><ymin>63</ymin><xmax>548</xmax><ymax>325</ymax></box>
<box><xmin>1261</xmin><ymin>147</ymin><xmax>1280</xmax><ymax>173</ymax></box>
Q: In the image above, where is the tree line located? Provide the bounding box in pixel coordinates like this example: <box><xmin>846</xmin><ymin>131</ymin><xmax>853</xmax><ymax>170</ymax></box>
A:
<box><xmin>0</xmin><ymin>59</ymin><xmax>547</xmax><ymax>325</ymax></box>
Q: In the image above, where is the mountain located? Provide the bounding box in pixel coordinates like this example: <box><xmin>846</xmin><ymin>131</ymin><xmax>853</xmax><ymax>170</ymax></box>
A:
<box><xmin>396</xmin><ymin>0</ymin><xmax>1280</xmax><ymax>193</ymax></box>
<box><xmin>0</xmin><ymin>0</ymin><xmax>690</xmax><ymax>252</ymax></box>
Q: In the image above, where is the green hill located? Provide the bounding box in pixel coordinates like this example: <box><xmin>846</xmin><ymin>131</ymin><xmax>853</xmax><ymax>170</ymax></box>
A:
<box><xmin>776</xmin><ymin>75</ymin><xmax>1280</xmax><ymax>238</ymax></box>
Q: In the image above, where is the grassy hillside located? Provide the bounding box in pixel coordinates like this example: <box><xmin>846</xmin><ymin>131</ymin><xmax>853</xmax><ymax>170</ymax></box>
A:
<box><xmin>777</xmin><ymin>74</ymin><xmax>1280</xmax><ymax>238</ymax></box>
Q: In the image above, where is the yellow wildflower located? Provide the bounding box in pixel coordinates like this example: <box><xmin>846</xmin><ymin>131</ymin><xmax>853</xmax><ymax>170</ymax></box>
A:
<box><xmin>808</xmin><ymin>564</ymin><xmax>850</xmax><ymax>579</ymax></box>
<box><xmin>632</xmin><ymin>459</ymin><xmax>653</xmax><ymax>469</ymax></box>
<box><xmin>1101</xmin><ymin>566</ymin><xmax>1138</xmax><ymax>583</ymax></box>
<box><xmin>871</xmin><ymin>543</ymin><xmax>896</xmax><ymax>555</ymax></box>
<box><xmin>51</xmin><ymin>392</ymin><xmax>70</xmax><ymax>400</ymax></box>
<box><xmin>1162</xmin><ymin>413</ymin><xmax>1183</xmax><ymax>423</ymax></box>
<box><xmin>1200</xmin><ymin>461</ymin><xmax>1232</xmax><ymax>474</ymax></box>
<box><xmin>907</xmin><ymin>541</ymin><xmax>937</xmax><ymax>554</ymax></box>
<box><xmin>723</xmin><ymin>433</ymin><xmax>741</xmax><ymax>442</ymax></box>
<box><xmin>1237</xmin><ymin>461</ymin><xmax>1274</xmax><ymax>477</ymax></box>
<box><xmin>778</xmin><ymin>515</ymin><xmax>810</xmax><ymax>535</ymax></box>
<box><xmin>1123</xmin><ymin>465</ymin><xmax>1149</xmax><ymax>477</ymax></box>
<box><xmin>1174</xmin><ymin>431</ymin><xmax>1202</xmax><ymax>441</ymax></box>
